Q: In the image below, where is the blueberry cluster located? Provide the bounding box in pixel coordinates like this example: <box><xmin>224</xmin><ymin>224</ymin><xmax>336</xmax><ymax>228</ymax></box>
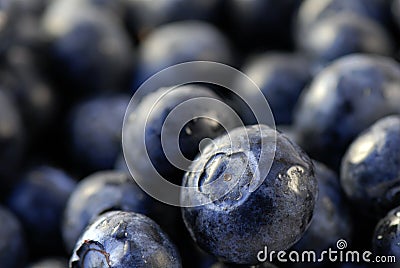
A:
<box><xmin>0</xmin><ymin>0</ymin><xmax>400</xmax><ymax>268</ymax></box>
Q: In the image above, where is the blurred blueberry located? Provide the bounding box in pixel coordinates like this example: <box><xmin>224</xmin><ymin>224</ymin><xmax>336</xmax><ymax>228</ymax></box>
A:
<box><xmin>69</xmin><ymin>211</ymin><xmax>181</xmax><ymax>267</ymax></box>
<box><xmin>181</xmin><ymin>125</ymin><xmax>317</xmax><ymax>265</ymax></box>
<box><xmin>69</xmin><ymin>94</ymin><xmax>129</xmax><ymax>172</ymax></box>
<box><xmin>297</xmin><ymin>14</ymin><xmax>394</xmax><ymax>63</ymax></box>
<box><xmin>125</xmin><ymin>0</ymin><xmax>222</xmax><ymax>39</ymax></box>
<box><xmin>222</xmin><ymin>0</ymin><xmax>302</xmax><ymax>51</ymax></box>
<box><xmin>114</xmin><ymin>154</ymin><xmax>129</xmax><ymax>173</ymax></box>
<box><xmin>7</xmin><ymin>165</ymin><xmax>76</xmax><ymax>254</ymax></box>
<box><xmin>63</xmin><ymin>170</ymin><xmax>152</xmax><ymax>252</ymax></box>
<box><xmin>0</xmin><ymin>205</ymin><xmax>27</xmax><ymax>268</ymax></box>
<box><xmin>294</xmin><ymin>54</ymin><xmax>400</xmax><ymax>170</ymax></box>
<box><xmin>296</xmin><ymin>0</ymin><xmax>391</xmax><ymax>37</ymax></box>
<box><xmin>341</xmin><ymin>115</ymin><xmax>400</xmax><ymax>217</ymax></box>
<box><xmin>124</xmin><ymin>85</ymin><xmax>240</xmax><ymax>185</ymax></box>
<box><xmin>48</xmin><ymin>7</ymin><xmax>134</xmax><ymax>92</ymax></box>
<box><xmin>234</xmin><ymin>53</ymin><xmax>311</xmax><ymax>125</ymax></box>
<box><xmin>293</xmin><ymin>161</ymin><xmax>353</xmax><ymax>256</ymax></box>
<box><xmin>0</xmin><ymin>47</ymin><xmax>57</xmax><ymax>136</ymax></box>
<box><xmin>133</xmin><ymin>21</ymin><xmax>233</xmax><ymax>92</ymax></box>
<box><xmin>0</xmin><ymin>89</ymin><xmax>25</xmax><ymax>192</ymax></box>
<box><xmin>28</xmin><ymin>258</ymin><xmax>68</xmax><ymax>268</ymax></box>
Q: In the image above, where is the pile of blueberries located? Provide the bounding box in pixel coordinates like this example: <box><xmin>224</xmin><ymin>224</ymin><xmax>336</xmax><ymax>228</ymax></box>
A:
<box><xmin>1</xmin><ymin>0</ymin><xmax>400</xmax><ymax>267</ymax></box>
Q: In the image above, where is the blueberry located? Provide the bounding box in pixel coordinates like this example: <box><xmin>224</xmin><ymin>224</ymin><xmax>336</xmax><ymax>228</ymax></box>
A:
<box><xmin>0</xmin><ymin>89</ymin><xmax>25</xmax><ymax>190</ymax></box>
<box><xmin>69</xmin><ymin>211</ymin><xmax>181</xmax><ymax>268</ymax></box>
<box><xmin>372</xmin><ymin>206</ymin><xmax>400</xmax><ymax>262</ymax></box>
<box><xmin>234</xmin><ymin>53</ymin><xmax>311</xmax><ymax>125</ymax></box>
<box><xmin>296</xmin><ymin>0</ymin><xmax>391</xmax><ymax>37</ymax></box>
<box><xmin>28</xmin><ymin>258</ymin><xmax>68</xmax><ymax>268</ymax></box>
<box><xmin>133</xmin><ymin>21</ymin><xmax>233</xmax><ymax>90</ymax></box>
<box><xmin>293</xmin><ymin>161</ymin><xmax>353</xmax><ymax>254</ymax></box>
<box><xmin>48</xmin><ymin>7</ymin><xmax>134</xmax><ymax>92</ymax></box>
<box><xmin>341</xmin><ymin>115</ymin><xmax>400</xmax><ymax>217</ymax></box>
<box><xmin>125</xmin><ymin>0</ymin><xmax>222</xmax><ymax>38</ymax></box>
<box><xmin>7</xmin><ymin>165</ymin><xmax>76</xmax><ymax>254</ymax></box>
<box><xmin>181</xmin><ymin>125</ymin><xmax>317</xmax><ymax>264</ymax></box>
<box><xmin>294</xmin><ymin>54</ymin><xmax>400</xmax><ymax>169</ymax></box>
<box><xmin>297</xmin><ymin>14</ymin><xmax>394</xmax><ymax>63</ymax></box>
<box><xmin>124</xmin><ymin>85</ymin><xmax>239</xmax><ymax>184</ymax></box>
<box><xmin>0</xmin><ymin>205</ymin><xmax>27</xmax><ymax>268</ymax></box>
<box><xmin>0</xmin><ymin>0</ymin><xmax>51</xmax><ymax>56</ymax></box>
<box><xmin>276</xmin><ymin>125</ymin><xmax>300</xmax><ymax>145</ymax></box>
<box><xmin>1</xmin><ymin>47</ymin><xmax>57</xmax><ymax>136</ymax></box>
<box><xmin>222</xmin><ymin>0</ymin><xmax>302</xmax><ymax>51</ymax></box>
<box><xmin>63</xmin><ymin>171</ymin><xmax>152</xmax><ymax>252</ymax></box>
<box><xmin>69</xmin><ymin>94</ymin><xmax>129</xmax><ymax>172</ymax></box>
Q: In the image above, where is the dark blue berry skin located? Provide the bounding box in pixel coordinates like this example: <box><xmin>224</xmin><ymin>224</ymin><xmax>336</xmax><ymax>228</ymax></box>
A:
<box><xmin>0</xmin><ymin>205</ymin><xmax>27</xmax><ymax>268</ymax></box>
<box><xmin>133</xmin><ymin>21</ymin><xmax>233</xmax><ymax>90</ymax></box>
<box><xmin>341</xmin><ymin>116</ymin><xmax>400</xmax><ymax>217</ymax></box>
<box><xmin>125</xmin><ymin>0</ymin><xmax>222</xmax><ymax>38</ymax></box>
<box><xmin>49</xmin><ymin>8</ymin><xmax>134</xmax><ymax>92</ymax></box>
<box><xmin>0</xmin><ymin>89</ymin><xmax>25</xmax><ymax>192</ymax></box>
<box><xmin>7</xmin><ymin>165</ymin><xmax>76</xmax><ymax>254</ymax></box>
<box><xmin>294</xmin><ymin>54</ymin><xmax>400</xmax><ymax>170</ymax></box>
<box><xmin>372</xmin><ymin>206</ymin><xmax>400</xmax><ymax>264</ymax></box>
<box><xmin>124</xmin><ymin>85</ymin><xmax>238</xmax><ymax>184</ymax></box>
<box><xmin>69</xmin><ymin>94</ymin><xmax>129</xmax><ymax>172</ymax></box>
<box><xmin>63</xmin><ymin>171</ymin><xmax>152</xmax><ymax>252</ymax></box>
<box><xmin>222</xmin><ymin>0</ymin><xmax>302</xmax><ymax>51</ymax></box>
<box><xmin>276</xmin><ymin>125</ymin><xmax>300</xmax><ymax>146</ymax></box>
<box><xmin>69</xmin><ymin>211</ymin><xmax>182</xmax><ymax>268</ymax></box>
<box><xmin>28</xmin><ymin>258</ymin><xmax>68</xmax><ymax>268</ymax></box>
<box><xmin>293</xmin><ymin>161</ymin><xmax>353</xmax><ymax>254</ymax></box>
<box><xmin>297</xmin><ymin>14</ymin><xmax>394</xmax><ymax>63</ymax></box>
<box><xmin>296</xmin><ymin>0</ymin><xmax>391</xmax><ymax>37</ymax></box>
<box><xmin>234</xmin><ymin>53</ymin><xmax>311</xmax><ymax>125</ymax></box>
<box><xmin>181</xmin><ymin>125</ymin><xmax>317</xmax><ymax>265</ymax></box>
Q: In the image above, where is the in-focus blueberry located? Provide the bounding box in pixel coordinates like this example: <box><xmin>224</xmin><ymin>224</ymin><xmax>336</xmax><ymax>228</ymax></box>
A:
<box><xmin>62</xmin><ymin>170</ymin><xmax>152</xmax><ymax>252</ymax></box>
<box><xmin>341</xmin><ymin>115</ymin><xmax>400</xmax><ymax>217</ymax></box>
<box><xmin>7</xmin><ymin>165</ymin><xmax>76</xmax><ymax>254</ymax></box>
<box><xmin>294</xmin><ymin>54</ymin><xmax>400</xmax><ymax>170</ymax></box>
<box><xmin>373</xmin><ymin>206</ymin><xmax>400</xmax><ymax>263</ymax></box>
<box><xmin>69</xmin><ymin>94</ymin><xmax>130</xmax><ymax>172</ymax></box>
<box><xmin>124</xmin><ymin>85</ymin><xmax>239</xmax><ymax>184</ymax></box>
<box><xmin>0</xmin><ymin>205</ymin><xmax>27</xmax><ymax>268</ymax></box>
<box><xmin>69</xmin><ymin>211</ymin><xmax>181</xmax><ymax>268</ymax></box>
<box><xmin>181</xmin><ymin>125</ymin><xmax>317</xmax><ymax>265</ymax></box>
<box><xmin>293</xmin><ymin>161</ymin><xmax>353</xmax><ymax>254</ymax></box>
